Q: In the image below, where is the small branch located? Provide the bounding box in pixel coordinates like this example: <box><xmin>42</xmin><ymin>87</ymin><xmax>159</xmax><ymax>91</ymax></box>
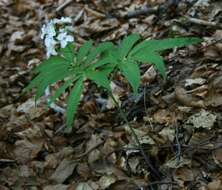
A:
<box><xmin>111</xmin><ymin>0</ymin><xmax>179</xmax><ymax>19</ymax></box>
<box><xmin>73</xmin><ymin>140</ymin><xmax>105</xmax><ymax>160</ymax></box>
<box><xmin>124</xmin><ymin>6</ymin><xmax>158</xmax><ymax>19</ymax></box>
<box><xmin>56</xmin><ymin>0</ymin><xmax>73</xmax><ymax>12</ymax></box>
<box><xmin>174</xmin><ymin>120</ymin><xmax>182</xmax><ymax>164</ymax></box>
<box><xmin>84</xmin><ymin>5</ymin><xmax>106</xmax><ymax>18</ymax></box>
<box><xmin>184</xmin><ymin>16</ymin><xmax>222</xmax><ymax>28</ymax></box>
<box><xmin>146</xmin><ymin>181</ymin><xmax>178</xmax><ymax>188</ymax></box>
<box><xmin>110</xmin><ymin>93</ymin><xmax>161</xmax><ymax>180</ymax></box>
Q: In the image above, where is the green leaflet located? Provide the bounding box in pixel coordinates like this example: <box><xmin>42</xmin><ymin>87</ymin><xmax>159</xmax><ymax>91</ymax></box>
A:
<box><xmin>77</xmin><ymin>40</ymin><xmax>93</xmax><ymax>63</ymax></box>
<box><xmin>59</xmin><ymin>42</ymin><xmax>75</xmax><ymax>62</ymax></box>
<box><xmin>132</xmin><ymin>52</ymin><xmax>166</xmax><ymax>78</ymax></box>
<box><xmin>119</xmin><ymin>34</ymin><xmax>140</xmax><ymax>59</ymax></box>
<box><xmin>66</xmin><ymin>77</ymin><xmax>84</xmax><ymax>128</ymax></box>
<box><xmin>119</xmin><ymin>60</ymin><xmax>140</xmax><ymax>93</ymax></box>
<box><xmin>33</xmin><ymin>56</ymin><xmax>69</xmax><ymax>73</ymax></box>
<box><xmin>85</xmin><ymin>42</ymin><xmax>114</xmax><ymax>65</ymax></box>
<box><xmin>35</xmin><ymin>66</ymin><xmax>71</xmax><ymax>101</ymax></box>
<box><xmin>24</xmin><ymin>64</ymin><xmax>69</xmax><ymax>93</ymax></box>
<box><xmin>129</xmin><ymin>37</ymin><xmax>202</xmax><ymax>56</ymax></box>
<box><xmin>48</xmin><ymin>77</ymin><xmax>77</xmax><ymax>105</ymax></box>
<box><xmin>86</xmin><ymin>69</ymin><xmax>111</xmax><ymax>91</ymax></box>
<box><xmin>23</xmin><ymin>74</ymin><xmax>43</xmax><ymax>93</ymax></box>
<box><xmin>88</xmin><ymin>54</ymin><xmax>116</xmax><ymax>70</ymax></box>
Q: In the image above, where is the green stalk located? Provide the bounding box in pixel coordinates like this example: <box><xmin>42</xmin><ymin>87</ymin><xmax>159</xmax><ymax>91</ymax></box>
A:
<box><xmin>109</xmin><ymin>93</ymin><xmax>161</xmax><ymax>179</ymax></box>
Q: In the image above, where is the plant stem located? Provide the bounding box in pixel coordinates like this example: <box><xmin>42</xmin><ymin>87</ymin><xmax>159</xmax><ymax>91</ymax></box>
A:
<box><xmin>110</xmin><ymin>93</ymin><xmax>161</xmax><ymax>179</ymax></box>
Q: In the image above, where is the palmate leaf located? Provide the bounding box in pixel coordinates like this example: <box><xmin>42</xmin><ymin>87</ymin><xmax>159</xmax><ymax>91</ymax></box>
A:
<box><xmin>119</xmin><ymin>34</ymin><xmax>140</xmax><ymax>59</ymax></box>
<box><xmin>66</xmin><ymin>77</ymin><xmax>84</xmax><ymax>128</ymax></box>
<box><xmin>129</xmin><ymin>37</ymin><xmax>202</xmax><ymax>56</ymax></box>
<box><xmin>119</xmin><ymin>60</ymin><xmax>140</xmax><ymax>93</ymax></box>
<box><xmin>25</xmin><ymin>33</ymin><xmax>202</xmax><ymax>129</ymax></box>
<box><xmin>132</xmin><ymin>52</ymin><xmax>166</xmax><ymax>78</ymax></box>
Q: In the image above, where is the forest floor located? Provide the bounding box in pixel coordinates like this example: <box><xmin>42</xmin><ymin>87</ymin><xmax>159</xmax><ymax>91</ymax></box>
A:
<box><xmin>0</xmin><ymin>0</ymin><xmax>222</xmax><ymax>189</ymax></box>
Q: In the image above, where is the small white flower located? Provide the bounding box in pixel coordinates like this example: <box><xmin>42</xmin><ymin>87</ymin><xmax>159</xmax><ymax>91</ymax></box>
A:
<box><xmin>53</xmin><ymin>17</ymin><xmax>72</xmax><ymax>24</ymax></box>
<box><xmin>41</xmin><ymin>21</ymin><xmax>56</xmax><ymax>40</ymax></box>
<box><xmin>41</xmin><ymin>17</ymin><xmax>74</xmax><ymax>57</ymax></box>
<box><xmin>57</xmin><ymin>32</ymin><xmax>74</xmax><ymax>48</ymax></box>
<box><xmin>45</xmin><ymin>37</ymin><xmax>57</xmax><ymax>57</ymax></box>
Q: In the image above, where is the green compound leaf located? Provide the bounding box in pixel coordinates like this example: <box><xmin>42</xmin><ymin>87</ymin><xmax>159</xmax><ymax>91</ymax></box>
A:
<box><xmin>77</xmin><ymin>40</ymin><xmax>93</xmax><ymax>63</ymax></box>
<box><xmin>132</xmin><ymin>52</ymin><xmax>166</xmax><ymax>78</ymax></box>
<box><xmin>119</xmin><ymin>60</ymin><xmax>140</xmax><ymax>94</ymax></box>
<box><xmin>119</xmin><ymin>34</ymin><xmax>140</xmax><ymax>59</ymax></box>
<box><xmin>86</xmin><ymin>69</ymin><xmax>111</xmax><ymax>91</ymax></box>
<box><xmin>129</xmin><ymin>37</ymin><xmax>202</xmax><ymax>56</ymax></box>
<box><xmin>66</xmin><ymin>77</ymin><xmax>84</xmax><ymax>128</ymax></box>
<box><xmin>25</xmin><ymin>34</ymin><xmax>202</xmax><ymax>129</ymax></box>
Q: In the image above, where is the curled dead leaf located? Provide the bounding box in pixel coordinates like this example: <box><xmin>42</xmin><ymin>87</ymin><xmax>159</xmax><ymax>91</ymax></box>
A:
<box><xmin>175</xmin><ymin>86</ymin><xmax>205</xmax><ymax>108</ymax></box>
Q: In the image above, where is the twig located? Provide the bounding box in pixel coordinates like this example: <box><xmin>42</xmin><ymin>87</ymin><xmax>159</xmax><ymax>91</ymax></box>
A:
<box><xmin>124</xmin><ymin>6</ymin><xmax>158</xmax><ymax>19</ymax></box>
<box><xmin>84</xmin><ymin>5</ymin><xmax>106</xmax><ymax>18</ymax></box>
<box><xmin>56</xmin><ymin>0</ymin><xmax>73</xmax><ymax>12</ymax></box>
<box><xmin>184</xmin><ymin>16</ymin><xmax>222</xmax><ymax>28</ymax></box>
<box><xmin>175</xmin><ymin>120</ymin><xmax>182</xmax><ymax>164</ymax></box>
<box><xmin>110</xmin><ymin>0</ymin><xmax>179</xmax><ymax>19</ymax></box>
<box><xmin>110</xmin><ymin>93</ymin><xmax>161</xmax><ymax>180</ymax></box>
<box><xmin>73</xmin><ymin>140</ymin><xmax>105</xmax><ymax>160</ymax></box>
<box><xmin>146</xmin><ymin>181</ymin><xmax>178</xmax><ymax>188</ymax></box>
<box><xmin>0</xmin><ymin>159</ymin><xmax>16</xmax><ymax>164</ymax></box>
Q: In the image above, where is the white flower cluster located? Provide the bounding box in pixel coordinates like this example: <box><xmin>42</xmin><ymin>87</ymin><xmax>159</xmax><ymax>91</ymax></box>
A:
<box><xmin>41</xmin><ymin>17</ymin><xmax>74</xmax><ymax>58</ymax></box>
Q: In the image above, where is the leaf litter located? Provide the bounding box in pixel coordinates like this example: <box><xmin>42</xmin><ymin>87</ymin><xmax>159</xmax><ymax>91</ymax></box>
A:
<box><xmin>0</xmin><ymin>0</ymin><xmax>222</xmax><ymax>189</ymax></box>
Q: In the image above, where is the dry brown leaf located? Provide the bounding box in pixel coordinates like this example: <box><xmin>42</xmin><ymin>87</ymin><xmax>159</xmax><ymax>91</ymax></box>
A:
<box><xmin>106</xmin><ymin>82</ymin><xmax>124</xmax><ymax>109</ymax></box>
<box><xmin>213</xmin><ymin>148</ymin><xmax>222</xmax><ymax>166</ymax></box>
<box><xmin>50</xmin><ymin>159</ymin><xmax>77</xmax><ymax>183</ymax></box>
<box><xmin>164</xmin><ymin>157</ymin><xmax>191</xmax><ymax>169</ymax></box>
<box><xmin>141</xmin><ymin>65</ymin><xmax>157</xmax><ymax>85</ymax></box>
<box><xmin>76</xmin><ymin>163</ymin><xmax>91</xmax><ymax>180</ymax></box>
<box><xmin>159</xmin><ymin>127</ymin><xmax>175</xmax><ymax>142</ymax></box>
<box><xmin>44</xmin><ymin>184</ymin><xmax>69</xmax><ymax>190</ymax></box>
<box><xmin>98</xmin><ymin>175</ymin><xmax>117</xmax><ymax>189</ymax></box>
<box><xmin>207</xmin><ymin>180</ymin><xmax>222</xmax><ymax>190</ymax></box>
<box><xmin>13</xmin><ymin>139</ymin><xmax>43</xmax><ymax>164</ymax></box>
<box><xmin>175</xmin><ymin>86</ymin><xmax>205</xmax><ymax>108</ymax></box>
<box><xmin>153</xmin><ymin>109</ymin><xmax>174</xmax><ymax>125</ymax></box>
<box><xmin>76</xmin><ymin>182</ymin><xmax>93</xmax><ymax>190</ymax></box>
<box><xmin>16</xmin><ymin>99</ymin><xmax>46</xmax><ymax>119</ymax></box>
<box><xmin>185</xmin><ymin>110</ymin><xmax>216</xmax><ymax>130</ymax></box>
<box><xmin>174</xmin><ymin>167</ymin><xmax>194</xmax><ymax>186</ymax></box>
<box><xmin>185</xmin><ymin>78</ymin><xmax>206</xmax><ymax>87</ymax></box>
